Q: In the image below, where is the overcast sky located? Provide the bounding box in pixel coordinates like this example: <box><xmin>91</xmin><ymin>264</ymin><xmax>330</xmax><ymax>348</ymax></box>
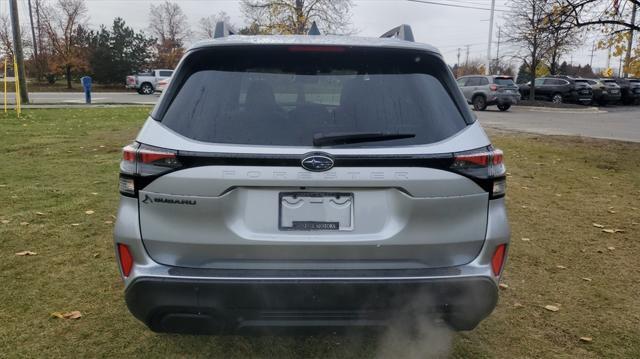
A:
<box><xmin>6</xmin><ymin>0</ymin><xmax>613</xmax><ymax>70</ymax></box>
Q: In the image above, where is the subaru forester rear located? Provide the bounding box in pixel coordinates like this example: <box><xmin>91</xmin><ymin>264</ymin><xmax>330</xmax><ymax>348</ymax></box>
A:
<box><xmin>114</xmin><ymin>24</ymin><xmax>510</xmax><ymax>334</ymax></box>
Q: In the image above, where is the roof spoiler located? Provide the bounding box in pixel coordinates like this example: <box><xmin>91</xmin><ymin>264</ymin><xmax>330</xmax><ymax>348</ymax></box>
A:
<box><xmin>380</xmin><ymin>24</ymin><xmax>415</xmax><ymax>42</ymax></box>
<box><xmin>214</xmin><ymin>21</ymin><xmax>235</xmax><ymax>39</ymax></box>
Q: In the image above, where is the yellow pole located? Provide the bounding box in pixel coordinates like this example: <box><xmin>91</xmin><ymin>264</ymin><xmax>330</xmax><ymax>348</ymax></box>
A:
<box><xmin>13</xmin><ymin>58</ymin><xmax>20</xmax><ymax>116</ymax></box>
<box><xmin>3</xmin><ymin>58</ymin><xmax>7</xmax><ymax>113</ymax></box>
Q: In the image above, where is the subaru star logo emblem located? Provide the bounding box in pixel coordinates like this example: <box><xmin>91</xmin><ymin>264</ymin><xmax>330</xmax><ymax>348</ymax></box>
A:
<box><xmin>301</xmin><ymin>153</ymin><xmax>334</xmax><ymax>172</ymax></box>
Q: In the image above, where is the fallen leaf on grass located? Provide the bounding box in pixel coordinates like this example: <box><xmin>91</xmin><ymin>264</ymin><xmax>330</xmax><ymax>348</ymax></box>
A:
<box><xmin>607</xmin><ymin>246</ymin><xmax>615</xmax><ymax>251</ymax></box>
<box><xmin>70</xmin><ymin>223</ymin><xmax>80</xmax><ymax>227</ymax></box>
<box><xmin>0</xmin><ymin>184</ymin><xmax>7</xmax><ymax>187</ymax></box>
<box><xmin>582</xmin><ymin>277</ymin><xmax>592</xmax><ymax>282</ymax></box>
<box><xmin>579</xmin><ymin>337</ymin><xmax>593</xmax><ymax>343</ymax></box>
<box><xmin>521</xmin><ymin>237</ymin><xmax>531</xmax><ymax>242</ymax></box>
<box><xmin>608</xmin><ymin>210</ymin><xmax>617</xmax><ymax>214</ymax></box>
<box><xmin>556</xmin><ymin>265</ymin><xmax>567</xmax><ymax>269</ymax></box>
<box><xmin>104</xmin><ymin>220</ymin><xmax>113</xmax><ymax>224</ymax></box>
<box><xmin>592</xmin><ymin>223</ymin><xmax>605</xmax><ymax>228</ymax></box>
<box><xmin>614</xmin><ymin>229</ymin><xmax>625</xmax><ymax>233</ymax></box>
<box><xmin>19</xmin><ymin>222</ymin><xmax>29</xmax><ymax>226</ymax></box>
<box><xmin>15</xmin><ymin>251</ymin><xmax>37</xmax><ymax>256</ymax></box>
<box><xmin>544</xmin><ymin>305</ymin><xmax>560</xmax><ymax>312</ymax></box>
<box><xmin>513</xmin><ymin>302</ymin><xmax>524</xmax><ymax>308</ymax></box>
<box><xmin>592</xmin><ymin>176</ymin><xmax>600</xmax><ymax>180</ymax></box>
<box><xmin>35</xmin><ymin>212</ymin><xmax>45</xmax><ymax>216</ymax></box>
<box><xmin>51</xmin><ymin>311</ymin><xmax>82</xmax><ymax>320</ymax></box>
<box><xmin>93</xmin><ymin>253</ymin><xmax>100</xmax><ymax>258</ymax></box>
<box><xmin>91</xmin><ymin>192</ymin><xmax>99</xmax><ymax>195</ymax></box>
<box><xmin>499</xmin><ymin>283</ymin><xmax>509</xmax><ymax>290</ymax></box>
<box><xmin>85</xmin><ymin>210</ymin><xmax>95</xmax><ymax>215</ymax></box>
<box><xmin>1</xmin><ymin>220</ymin><xmax>9</xmax><ymax>224</ymax></box>
<box><xmin>602</xmin><ymin>229</ymin><xmax>615</xmax><ymax>234</ymax></box>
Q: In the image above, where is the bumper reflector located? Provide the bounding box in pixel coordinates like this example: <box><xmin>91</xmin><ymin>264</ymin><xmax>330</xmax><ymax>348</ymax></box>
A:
<box><xmin>117</xmin><ymin>243</ymin><xmax>133</xmax><ymax>277</ymax></box>
<box><xmin>491</xmin><ymin>244</ymin><xmax>507</xmax><ymax>276</ymax></box>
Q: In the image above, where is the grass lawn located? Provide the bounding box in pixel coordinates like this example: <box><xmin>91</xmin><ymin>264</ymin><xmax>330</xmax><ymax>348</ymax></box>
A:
<box><xmin>0</xmin><ymin>108</ymin><xmax>639</xmax><ymax>358</ymax></box>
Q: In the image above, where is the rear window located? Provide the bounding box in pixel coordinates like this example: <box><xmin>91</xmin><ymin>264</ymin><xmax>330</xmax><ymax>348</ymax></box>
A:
<box><xmin>158</xmin><ymin>46</ymin><xmax>470</xmax><ymax>147</ymax></box>
<box><xmin>494</xmin><ymin>77</ymin><xmax>515</xmax><ymax>86</ymax></box>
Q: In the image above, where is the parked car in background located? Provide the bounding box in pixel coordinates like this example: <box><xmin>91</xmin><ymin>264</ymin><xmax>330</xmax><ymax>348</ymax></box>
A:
<box><xmin>587</xmin><ymin>78</ymin><xmax>621</xmax><ymax>105</ymax></box>
<box><xmin>605</xmin><ymin>78</ymin><xmax>640</xmax><ymax>105</ymax></box>
<box><xmin>156</xmin><ymin>77</ymin><xmax>171</xmax><ymax>93</ymax></box>
<box><xmin>114</xmin><ymin>23</ymin><xmax>510</xmax><ymax>334</ymax></box>
<box><xmin>456</xmin><ymin>75</ymin><xmax>520</xmax><ymax>111</ymax></box>
<box><xmin>126</xmin><ymin>69</ymin><xmax>173</xmax><ymax>95</ymax></box>
<box><xmin>519</xmin><ymin>76</ymin><xmax>592</xmax><ymax>104</ymax></box>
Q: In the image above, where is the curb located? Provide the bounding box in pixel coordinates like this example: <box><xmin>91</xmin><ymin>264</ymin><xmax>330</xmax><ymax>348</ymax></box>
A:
<box><xmin>516</xmin><ymin>105</ymin><xmax>606</xmax><ymax>114</ymax></box>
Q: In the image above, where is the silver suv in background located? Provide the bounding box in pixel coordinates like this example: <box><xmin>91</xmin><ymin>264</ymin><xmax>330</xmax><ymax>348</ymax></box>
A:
<box><xmin>457</xmin><ymin>75</ymin><xmax>520</xmax><ymax>111</ymax></box>
<box><xmin>114</xmin><ymin>23</ymin><xmax>510</xmax><ymax>334</ymax></box>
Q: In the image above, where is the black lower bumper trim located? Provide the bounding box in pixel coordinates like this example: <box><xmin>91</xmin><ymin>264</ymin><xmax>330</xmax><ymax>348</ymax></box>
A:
<box><xmin>125</xmin><ymin>276</ymin><xmax>498</xmax><ymax>334</ymax></box>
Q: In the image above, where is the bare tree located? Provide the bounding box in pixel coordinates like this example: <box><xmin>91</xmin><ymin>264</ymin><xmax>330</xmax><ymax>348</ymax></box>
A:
<box><xmin>545</xmin><ymin>5</ymin><xmax>583</xmax><ymax>74</ymax></box>
<box><xmin>40</xmin><ymin>0</ymin><xmax>88</xmax><ymax>88</ymax></box>
<box><xmin>559</xmin><ymin>0</ymin><xmax>639</xmax><ymax>32</ymax></box>
<box><xmin>241</xmin><ymin>0</ymin><xmax>354</xmax><ymax>35</ymax></box>
<box><xmin>198</xmin><ymin>11</ymin><xmax>232</xmax><ymax>39</ymax></box>
<box><xmin>148</xmin><ymin>1</ymin><xmax>191</xmax><ymax>68</ymax></box>
<box><xmin>504</xmin><ymin>0</ymin><xmax>554</xmax><ymax>100</ymax></box>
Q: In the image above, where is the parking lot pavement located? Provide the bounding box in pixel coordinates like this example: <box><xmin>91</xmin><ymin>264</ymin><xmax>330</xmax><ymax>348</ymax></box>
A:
<box><xmin>477</xmin><ymin>106</ymin><xmax>640</xmax><ymax>143</ymax></box>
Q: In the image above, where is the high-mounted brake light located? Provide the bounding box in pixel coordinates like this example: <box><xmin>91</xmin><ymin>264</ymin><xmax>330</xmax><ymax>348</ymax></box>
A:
<box><xmin>288</xmin><ymin>45</ymin><xmax>346</xmax><ymax>53</ymax></box>
<box><xmin>119</xmin><ymin>142</ymin><xmax>181</xmax><ymax>197</ymax></box>
<box><xmin>451</xmin><ymin>147</ymin><xmax>506</xmax><ymax>199</ymax></box>
<box><xmin>492</xmin><ymin>244</ymin><xmax>507</xmax><ymax>276</ymax></box>
<box><xmin>117</xmin><ymin>243</ymin><xmax>133</xmax><ymax>277</ymax></box>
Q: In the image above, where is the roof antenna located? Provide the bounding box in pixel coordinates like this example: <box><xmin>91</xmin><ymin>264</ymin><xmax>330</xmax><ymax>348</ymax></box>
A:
<box><xmin>308</xmin><ymin>21</ymin><xmax>321</xmax><ymax>35</ymax></box>
<box><xmin>214</xmin><ymin>21</ymin><xmax>235</xmax><ymax>39</ymax></box>
<box><xmin>380</xmin><ymin>24</ymin><xmax>415</xmax><ymax>42</ymax></box>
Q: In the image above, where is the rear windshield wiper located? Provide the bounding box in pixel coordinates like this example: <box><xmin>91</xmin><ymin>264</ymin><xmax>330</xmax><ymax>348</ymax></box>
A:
<box><xmin>313</xmin><ymin>132</ymin><xmax>416</xmax><ymax>146</ymax></box>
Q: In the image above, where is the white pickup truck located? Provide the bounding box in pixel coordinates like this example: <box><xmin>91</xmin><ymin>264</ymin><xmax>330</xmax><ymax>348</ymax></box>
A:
<box><xmin>126</xmin><ymin>69</ymin><xmax>173</xmax><ymax>95</ymax></box>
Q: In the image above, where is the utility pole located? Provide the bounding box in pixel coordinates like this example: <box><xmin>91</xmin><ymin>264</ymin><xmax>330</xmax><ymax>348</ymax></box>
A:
<box><xmin>465</xmin><ymin>45</ymin><xmax>470</xmax><ymax>67</ymax></box>
<box><xmin>495</xmin><ymin>26</ymin><xmax>501</xmax><ymax>73</ymax></box>
<box><xmin>28</xmin><ymin>0</ymin><xmax>38</xmax><ymax>62</ymax></box>
<box><xmin>589</xmin><ymin>41</ymin><xmax>595</xmax><ymax>68</ymax></box>
<box><xmin>485</xmin><ymin>0</ymin><xmax>496</xmax><ymax>75</ymax></box>
<box><xmin>456</xmin><ymin>48</ymin><xmax>461</xmax><ymax>77</ymax></box>
<box><xmin>9</xmin><ymin>0</ymin><xmax>29</xmax><ymax>104</ymax></box>
<box><xmin>623</xmin><ymin>2</ymin><xmax>637</xmax><ymax>78</ymax></box>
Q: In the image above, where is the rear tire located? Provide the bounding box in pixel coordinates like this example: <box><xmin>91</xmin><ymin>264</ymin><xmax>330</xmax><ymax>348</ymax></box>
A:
<box><xmin>472</xmin><ymin>95</ymin><xmax>487</xmax><ymax>111</ymax></box>
<box><xmin>497</xmin><ymin>104</ymin><xmax>511</xmax><ymax>112</ymax></box>
<box><xmin>551</xmin><ymin>93</ymin><xmax>563</xmax><ymax>104</ymax></box>
<box><xmin>139</xmin><ymin>82</ymin><xmax>154</xmax><ymax>95</ymax></box>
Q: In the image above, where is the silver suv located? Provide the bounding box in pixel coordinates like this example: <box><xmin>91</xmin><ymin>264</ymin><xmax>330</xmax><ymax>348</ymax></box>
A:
<box><xmin>114</xmin><ymin>24</ymin><xmax>510</xmax><ymax>334</ymax></box>
<box><xmin>457</xmin><ymin>75</ymin><xmax>521</xmax><ymax>111</ymax></box>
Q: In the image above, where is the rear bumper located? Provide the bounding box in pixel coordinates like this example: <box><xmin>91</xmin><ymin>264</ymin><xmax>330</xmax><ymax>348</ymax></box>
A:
<box><xmin>125</xmin><ymin>274</ymin><xmax>498</xmax><ymax>333</ymax></box>
<box><xmin>488</xmin><ymin>93</ymin><xmax>519</xmax><ymax>105</ymax></box>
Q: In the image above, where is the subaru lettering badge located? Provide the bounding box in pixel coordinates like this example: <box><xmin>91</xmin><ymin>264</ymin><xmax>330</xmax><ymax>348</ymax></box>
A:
<box><xmin>301</xmin><ymin>153</ymin><xmax>334</xmax><ymax>172</ymax></box>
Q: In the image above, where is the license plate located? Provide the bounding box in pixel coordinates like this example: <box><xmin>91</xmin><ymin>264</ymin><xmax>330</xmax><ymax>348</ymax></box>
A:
<box><xmin>279</xmin><ymin>192</ymin><xmax>354</xmax><ymax>231</ymax></box>
<box><xmin>580</xmin><ymin>90</ymin><xmax>589</xmax><ymax>94</ymax></box>
<box><xmin>610</xmin><ymin>89</ymin><xmax>619</xmax><ymax>94</ymax></box>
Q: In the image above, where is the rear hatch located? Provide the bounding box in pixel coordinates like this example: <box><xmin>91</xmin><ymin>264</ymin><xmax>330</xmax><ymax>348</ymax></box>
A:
<box><xmin>124</xmin><ymin>45</ymin><xmax>504</xmax><ymax>270</ymax></box>
<box><xmin>493</xmin><ymin>76</ymin><xmax>519</xmax><ymax>95</ymax></box>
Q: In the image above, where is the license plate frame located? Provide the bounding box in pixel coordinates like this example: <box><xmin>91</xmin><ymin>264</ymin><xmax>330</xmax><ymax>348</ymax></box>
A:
<box><xmin>278</xmin><ymin>192</ymin><xmax>354</xmax><ymax>231</ymax></box>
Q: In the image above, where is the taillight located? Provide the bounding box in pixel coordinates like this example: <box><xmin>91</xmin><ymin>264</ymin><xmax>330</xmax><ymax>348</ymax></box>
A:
<box><xmin>491</xmin><ymin>244</ymin><xmax>507</xmax><ymax>276</ymax></box>
<box><xmin>119</xmin><ymin>142</ymin><xmax>181</xmax><ymax>197</ymax></box>
<box><xmin>489</xmin><ymin>84</ymin><xmax>498</xmax><ymax>91</ymax></box>
<box><xmin>117</xmin><ymin>243</ymin><xmax>133</xmax><ymax>277</ymax></box>
<box><xmin>288</xmin><ymin>45</ymin><xmax>346</xmax><ymax>52</ymax></box>
<box><xmin>451</xmin><ymin>147</ymin><xmax>506</xmax><ymax>199</ymax></box>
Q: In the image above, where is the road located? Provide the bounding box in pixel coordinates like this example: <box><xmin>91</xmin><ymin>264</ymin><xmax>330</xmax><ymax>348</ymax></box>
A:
<box><xmin>4</xmin><ymin>91</ymin><xmax>157</xmax><ymax>105</ymax></box>
<box><xmin>477</xmin><ymin>106</ymin><xmax>640</xmax><ymax>143</ymax></box>
<box><xmin>4</xmin><ymin>92</ymin><xmax>639</xmax><ymax>142</ymax></box>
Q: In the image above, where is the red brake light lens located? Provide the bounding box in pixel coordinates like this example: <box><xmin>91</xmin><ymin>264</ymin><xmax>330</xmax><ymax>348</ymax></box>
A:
<box><xmin>119</xmin><ymin>142</ymin><xmax>181</xmax><ymax>197</ymax></box>
<box><xmin>288</xmin><ymin>45</ymin><xmax>346</xmax><ymax>53</ymax></box>
<box><xmin>117</xmin><ymin>243</ymin><xmax>133</xmax><ymax>277</ymax></box>
<box><xmin>492</xmin><ymin>244</ymin><xmax>507</xmax><ymax>276</ymax></box>
<box><xmin>452</xmin><ymin>147</ymin><xmax>506</xmax><ymax>198</ymax></box>
<box><xmin>490</xmin><ymin>84</ymin><xmax>498</xmax><ymax>91</ymax></box>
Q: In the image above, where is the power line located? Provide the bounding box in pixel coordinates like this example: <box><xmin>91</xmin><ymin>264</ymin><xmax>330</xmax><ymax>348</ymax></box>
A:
<box><xmin>407</xmin><ymin>0</ymin><xmax>506</xmax><ymax>12</ymax></box>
